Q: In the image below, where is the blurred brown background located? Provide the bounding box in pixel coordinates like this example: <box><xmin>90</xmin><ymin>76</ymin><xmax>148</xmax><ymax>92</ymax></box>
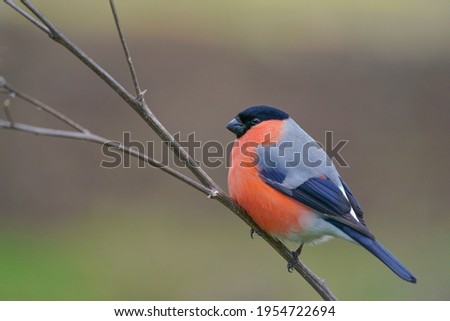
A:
<box><xmin>0</xmin><ymin>1</ymin><xmax>449</xmax><ymax>300</ymax></box>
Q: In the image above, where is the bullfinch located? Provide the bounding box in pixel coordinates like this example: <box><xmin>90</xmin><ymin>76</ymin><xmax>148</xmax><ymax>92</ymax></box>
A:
<box><xmin>227</xmin><ymin>105</ymin><xmax>416</xmax><ymax>283</ymax></box>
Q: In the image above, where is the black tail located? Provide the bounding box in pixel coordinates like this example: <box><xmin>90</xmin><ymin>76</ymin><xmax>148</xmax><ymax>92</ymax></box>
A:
<box><xmin>329</xmin><ymin>220</ymin><xmax>417</xmax><ymax>283</ymax></box>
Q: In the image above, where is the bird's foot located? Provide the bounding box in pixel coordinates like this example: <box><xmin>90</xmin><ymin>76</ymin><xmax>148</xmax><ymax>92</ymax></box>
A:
<box><xmin>250</xmin><ymin>228</ymin><xmax>264</xmax><ymax>239</ymax></box>
<box><xmin>287</xmin><ymin>244</ymin><xmax>304</xmax><ymax>273</ymax></box>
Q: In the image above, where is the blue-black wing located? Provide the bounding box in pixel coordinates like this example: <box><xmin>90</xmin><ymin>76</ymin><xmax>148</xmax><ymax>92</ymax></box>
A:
<box><xmin>259</xmin><ymin>170</ymin><xmax>373</xmax><ymax>239</ymax></box>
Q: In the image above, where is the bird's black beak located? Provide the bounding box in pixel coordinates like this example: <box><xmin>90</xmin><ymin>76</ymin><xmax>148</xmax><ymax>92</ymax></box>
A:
<box><xmin>226</xmin><ymin>117</ymin><xmax>246</xmax><ymax>137</ymax></box>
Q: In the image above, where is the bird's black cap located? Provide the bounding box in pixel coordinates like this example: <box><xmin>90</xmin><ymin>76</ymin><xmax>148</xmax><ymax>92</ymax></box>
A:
<box><xmin>226</xmin><ymin>105</ymin><xmax>289</xmax><ymax>137</ymax></box>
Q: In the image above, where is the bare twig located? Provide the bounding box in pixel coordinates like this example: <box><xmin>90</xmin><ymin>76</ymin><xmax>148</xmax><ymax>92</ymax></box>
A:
<box><xmin>3</xmin><ymin>1</ymin><xmax>337</xmax><ymax>300</ymax></box>
<box><xmin>5</xmin><ymin>0</ymin><xmax>50</xmax><ymax>34</ymax></box>
<box><xmin>0</xmin><ymin>118</ymin><xmax>211</xmax><ymax>195</ymax></box>
<box><xmin>109</xmin><ymin>0</ymin><xmax>146</xmax><ymax>101</ymax></box>
<box><xmin>1</xmin><ymin>77</ymin><xmax>87</xmax><ymax>132</ymax></box>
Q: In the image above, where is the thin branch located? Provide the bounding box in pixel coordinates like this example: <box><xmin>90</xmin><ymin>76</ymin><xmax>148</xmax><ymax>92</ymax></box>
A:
<box><xmin>5</xmin><ymin>0</ymin><xmax>50</xmax><ymax>35</ymax></box>
<box><xmin>0</xmin><ymin>118</ymin><xmax>211</xmax><ymax>195</ymax></box>
<box><xmin>0</xmin><ymin>76</ymin><xmax>87</xmax><ymax>133</ymax></box>
<box><xmin>3</xmin><ymin>1</ymin><xmax>337</xmax><ymax>300</ymax></box>
<box><xmin>23</xmin><ymin>0</ymin><xmax>136</xmax><ymax>104</ymax></box>
<box><xmin>109</xmin><ymin>0</ymin><xmax>145</xmax><ymax>101</ymax></box>
<box><xmin>21</xmin><ymin>0</ymin><xmax>58</xmax><ymax>34</ymax></box>
<box><xmin>0</xmin><ymin>118</ymin><xmax>92</xmax><ymax>140</ymax></box>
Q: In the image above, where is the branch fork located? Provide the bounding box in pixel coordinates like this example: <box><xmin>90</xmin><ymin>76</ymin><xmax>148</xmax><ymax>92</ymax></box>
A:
<box><xmin>2</xmin><ymin>0</ymin><xmax>337</xmax><ymax>301</ymax></box>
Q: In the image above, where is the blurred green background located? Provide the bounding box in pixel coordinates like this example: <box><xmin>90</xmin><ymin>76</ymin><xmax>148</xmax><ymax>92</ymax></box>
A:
<box><xmin>0</xmin><ymin>0</ymin><xmax>449</xmax><ymax>300</ymax></box>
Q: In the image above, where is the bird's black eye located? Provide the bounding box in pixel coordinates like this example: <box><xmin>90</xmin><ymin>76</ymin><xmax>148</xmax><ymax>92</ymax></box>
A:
<box><xmin>251</xmin><ymin>118</ymin><xmax>261</xmax><ymax>125</ymax></box>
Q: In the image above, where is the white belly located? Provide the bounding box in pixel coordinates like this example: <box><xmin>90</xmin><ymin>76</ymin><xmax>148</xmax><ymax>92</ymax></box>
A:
<box><xmin>279</xmin><ymin>212</ymin><xmax>355</xmax><ymax>246</ymax></box>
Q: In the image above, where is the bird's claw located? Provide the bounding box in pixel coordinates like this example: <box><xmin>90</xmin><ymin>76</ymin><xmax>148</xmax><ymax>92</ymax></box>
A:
<box><xmin>287</xmin><ymin>244</ymin><xmax>304</xmax><ymax>273</ymax></box>
<box><xmin>287</xmin><ymin>250</ymin><xmax>300</xmax><ymax>273</ymax></box>
<box><xmin>250</xmin><ymin>228</ymin><xmax>264</xmax><ymax>239</ymax></box>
